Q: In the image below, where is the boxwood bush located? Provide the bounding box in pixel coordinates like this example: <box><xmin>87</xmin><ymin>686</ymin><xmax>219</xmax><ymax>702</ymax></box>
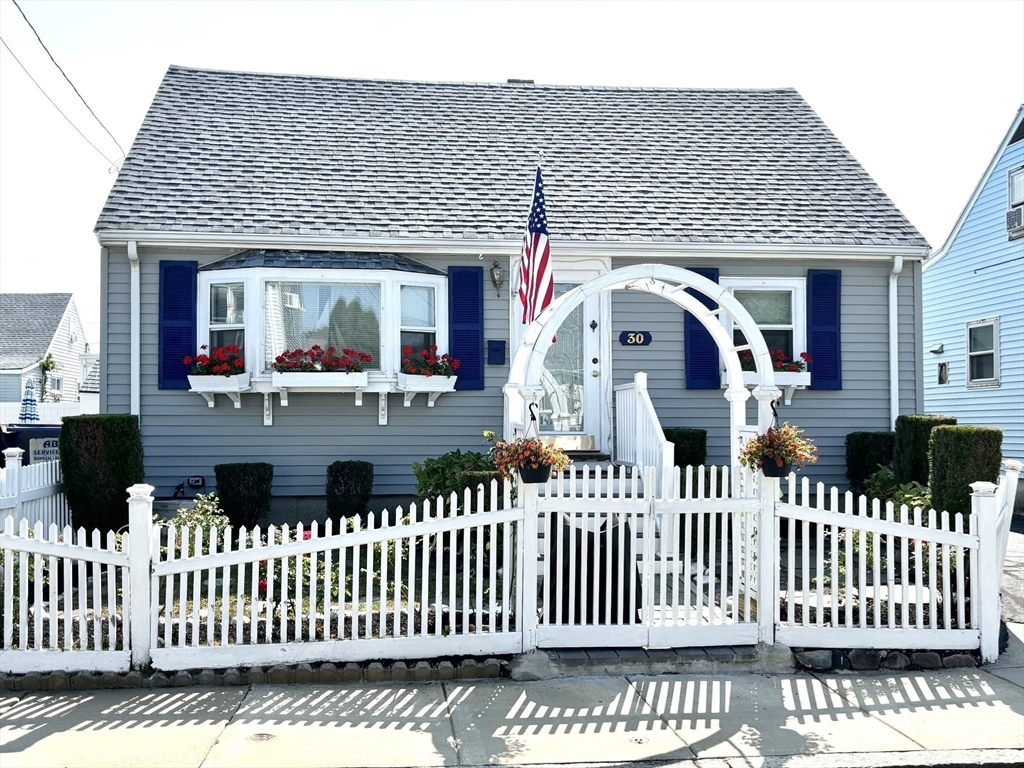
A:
<box><xmin>214</xmin><ymin>462</ymin><xmax>274</xmax><ymax>529</ymax></box>
<box><xmin>845</xmin><ymin>431</ymin><xmax>895</xmax><ymax>493</ymax></box>
<box><xmin>60</xmin><ymin>414</ymin><xmax>144</xmax><ymax>532</ymax></box>
<box><xmin>663</xmin><ymin>428</ymin><xmax>708</xmax><ymax>469</ymax></box>
<box><xmin>326</xmin><ymin>460</ymin><xmax>374</xmax><ymax>522</ymax></box>
<box><xmin>929</xmin><ymin>425</ymin><xmax>1002</xmax><ymax>516</ymax></box>
<box><xmin>894</xmin><ymin>414</ymin><xmax>957</xmax><ymax>485</ymax></box>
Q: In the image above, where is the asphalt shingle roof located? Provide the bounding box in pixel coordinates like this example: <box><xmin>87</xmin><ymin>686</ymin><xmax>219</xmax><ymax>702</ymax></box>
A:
<box><xmin>201</xmin><ymin>250</ymin><xmax>444</xmax><ymax>275</ymax></box>
<box><xmin>96</xmin><ymin>66</ymin><xmax>927</xmax><ymax>248</ymax></box>
<box><xmin>0</xmin><ymin>294</ymin><xmax>72</xmax><ymax>370</ymax></box>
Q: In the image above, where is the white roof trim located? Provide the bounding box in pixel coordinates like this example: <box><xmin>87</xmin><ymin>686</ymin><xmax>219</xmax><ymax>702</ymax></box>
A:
<box><xmin>95</xmin><ymin>230</ymin><xmax>929</xmax><ymax>261</ymax></box>
<box><xmin>923</xmin><ymin>105</ymin><xmax>1024</xmax><ymax>273</ymax></box>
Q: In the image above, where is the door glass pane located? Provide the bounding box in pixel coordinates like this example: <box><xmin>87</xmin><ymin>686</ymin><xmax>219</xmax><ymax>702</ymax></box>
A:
<box><xmin>540</xmin><ymin>284</ymin><xmax>584</xmax><ymax>432</ymax></box>
<box><xmin>969</xmin><ymin>324</ymin><xmax>993</xmax><ymax>352</ymax></box>
<box><xmin>401</xmin><ymin>286</ymin><xmax>435</xmax><ymax>328</ymax></box>
<box><xmin>970</xmin><ymin>353</ymin><xmax>994</xmax><ymax>381</ymax></box>
<box><xmin>265</xmin><ymin>282</ymin><xmax>381</xmax><ymax>368</ymax></box>
<box><xmin>734</xmin><ymin>290</ymin><xmax>791</xmax><ymax>325</ymax></box>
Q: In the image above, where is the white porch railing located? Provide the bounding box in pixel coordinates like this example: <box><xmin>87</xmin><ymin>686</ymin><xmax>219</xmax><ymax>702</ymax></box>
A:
<box><xmin>613</xmin><ymin>372</ymin><xmax>674</xmax><ymax>494</ymax></box>
<box><xmin>0</xmin><ymin>402</ymin><xmax>81</xmax><ymax>425</ymax></box>
<box><xmin>1</xmin><ymin>449</ymin><xmax>69</xmax><ymax>531</ymax></box>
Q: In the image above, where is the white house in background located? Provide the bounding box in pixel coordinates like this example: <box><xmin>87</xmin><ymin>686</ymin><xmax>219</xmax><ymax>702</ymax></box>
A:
<box><xmin>0</xmin><ymin>293</ymin><xmax>89</xmax><ymax>407</ymax></box>
<box><xmin>79</xmin><ymin>356</ymin><xmax>100</xmax><ymax>414</ymax></box>
<box><xmin>922</xmin><ymin>106</ymin><xmax>1024</xmax><ymax>465</ymax></box>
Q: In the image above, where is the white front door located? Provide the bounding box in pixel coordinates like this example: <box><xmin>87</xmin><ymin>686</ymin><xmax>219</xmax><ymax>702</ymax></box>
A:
<box><xmin>536</xmin><ymin>268</ymin><xmax>611</xmax><ymax>454</ymax></box>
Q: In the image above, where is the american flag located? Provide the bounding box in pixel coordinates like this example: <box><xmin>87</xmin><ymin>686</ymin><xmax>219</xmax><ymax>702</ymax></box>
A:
<box><xmin>518</xmin><ymin>167</ymin><xmax>553</xmax><ymax>325</ymax></box>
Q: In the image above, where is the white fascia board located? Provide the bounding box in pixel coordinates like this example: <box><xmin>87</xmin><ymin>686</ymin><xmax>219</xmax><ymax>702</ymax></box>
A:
<box><xmin>95</xmin><ymin>230</ymin><xmax>929</xmax><ymax>261</ymax></box>
<box><xmin>924</xmin><ymin>105</ymin><xmax>1024</xmax><ymax>273</ymax></box>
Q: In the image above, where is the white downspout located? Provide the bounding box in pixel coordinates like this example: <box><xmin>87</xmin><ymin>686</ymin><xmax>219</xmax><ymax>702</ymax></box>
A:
<box><xmin>127</xmin><ymin>241</ymin><xmax>141</xmax><ymax>416</ymax></box>
<box><xmin>888</xmin><ymin>255</ymin><xmax>904</xmax><ymax>429</ymax></box>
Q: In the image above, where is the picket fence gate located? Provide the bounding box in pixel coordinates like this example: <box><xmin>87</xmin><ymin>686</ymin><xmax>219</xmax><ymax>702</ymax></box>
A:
<box><xmin>1</xmin><ymin>449</ymin><xmax>70</xmax><ymax>532</ymax></box>
<box><xmin>0</xmin><ymin>460</ymin><xmax>1020</xmax><ymax>673</ymax></box>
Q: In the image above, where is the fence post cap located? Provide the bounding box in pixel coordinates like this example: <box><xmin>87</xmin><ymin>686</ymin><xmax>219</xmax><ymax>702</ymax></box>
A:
<box><xmin>724</xmin><ymin>387</ymin><xmax>750</xmax><ymax>402</ymax></box>
<box><xmin>2</xmin><ymin>447</ymin><xmax>24</xmax><ymax>458</ymax></box>
<box><xmin>969</xmin><ymin>481</ymin><xmax>998</xmax><ymax>495</ymax></box>
<box><xmin>126</xmin><ymin>483</ymin><xmax>155</xmax><ymax>499</ymax></box>
<box><xmin>1003</xmin><ymin>459</ymin><xmax>1023</xmax><ymax>472</ymax></box>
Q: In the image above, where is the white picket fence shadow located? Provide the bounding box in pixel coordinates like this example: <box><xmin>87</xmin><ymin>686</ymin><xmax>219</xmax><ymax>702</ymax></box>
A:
<box><xmin>0</xmin><ymin>517</ymin><xmax>131</xmax><ymax>673</ymax></box>
<box><xmin>1</xmin><ymin>450</ymin><xmax>69</xmax><ymax>531</ymax></box>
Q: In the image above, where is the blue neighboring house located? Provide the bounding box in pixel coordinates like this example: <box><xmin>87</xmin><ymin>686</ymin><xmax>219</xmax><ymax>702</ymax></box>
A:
<box><xmin>922</xmin><ymin>106</ymin><xmax>1024</xmax><ymax>472</ymax></box>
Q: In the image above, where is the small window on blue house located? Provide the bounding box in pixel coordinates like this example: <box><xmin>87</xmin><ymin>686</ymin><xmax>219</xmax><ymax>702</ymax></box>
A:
<box><xmin>1010</xmin><ymin>167</ymin><xmax>1024</xmax><ymax>208</ymax></box>
<box><xmin>966</xmin><ymin>317</ymin><xmax>999</xmax><ymax>388</ymax></box>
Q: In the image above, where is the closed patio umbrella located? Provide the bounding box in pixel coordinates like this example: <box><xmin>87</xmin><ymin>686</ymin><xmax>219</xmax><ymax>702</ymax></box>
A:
<box><xmin>18</xmin><ymin>378</ymin><xmax>39</xmax><ymax>423</ymax></box>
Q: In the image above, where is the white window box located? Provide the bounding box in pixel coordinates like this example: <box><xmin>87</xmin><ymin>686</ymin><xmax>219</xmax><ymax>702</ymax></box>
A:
<box><xmin>271</xmin><ymin>370</ymin><xmax>369</xmax><ymax>406</ymax></box>
<box><xmin>397</xmin><ymin>372</ymin><xmax>457</xmax><ymax>407</ymax></box>
<box><xmin>724</xmin><ymin>370</ymin><xmax>811</xmax><ymax>405</ymax></box>
<box><xmin>188</xmin><ymin>372</ymin><xmax>251</xmax><ymax>408</ymax></box>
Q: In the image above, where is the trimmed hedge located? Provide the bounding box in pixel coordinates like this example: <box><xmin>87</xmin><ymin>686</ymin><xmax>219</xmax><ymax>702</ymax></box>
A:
<box><xmin>929</xmin><ymin>425</ymin><xmax>1002</xmax><ymax>516</ymax></box>
<box><xmin>845</xmin><ymin>431</ymin><xmax>895</xmax><ymax>493</ymax></box>
<box><xmin>326</xmin><ymin>460</ymin><xmax>374</xmax><ymax>521</ymax></box>
<box><xmin>214</xmin><ymin>462</ymin><xmax>273</xmax><ymax>529</ymax></box>
<box><xmin>894</xmin><ymin>414</ymin><xmax>957</xmax><ymax>485</ymax></box>
<box><xmin>663</xmin><ymin>428</ymin><xmax>708</xmax><ymax>470</ymax></box>
<box><xmin>60</xmin><ymin>414</ymin><xmax>145</xmax><ymax>532</ymax></box>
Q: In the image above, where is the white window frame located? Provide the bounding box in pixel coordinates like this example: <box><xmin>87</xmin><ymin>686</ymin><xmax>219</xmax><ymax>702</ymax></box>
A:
<box><xmin>965</xmin><ymin>316</ymin><xmax>1000</xmax><ymax>389</ymax></box>
<box><xmin>719</xmin><ymin>277</ymin><xmax>807</xmax><ymax>369</ymax></box>
<box><xmin>1009</xmin><ymin>166</ymin><xmax>1024</xmax><ymax>209</ymax></box>
<box><xmin>197</xmin><ymin>267</ymin><xmax>448</xmax><ymax>381</ymax></box>
<box><xmin>206</xmin><ymin>282</ymin><xmax>246</xmax><ymax>353</ymax></box>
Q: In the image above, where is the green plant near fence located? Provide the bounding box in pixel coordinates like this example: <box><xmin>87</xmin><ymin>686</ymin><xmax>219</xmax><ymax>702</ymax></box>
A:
<box><xmin>214</xmin><ymin>462</ymin><xmax>274</xmax><ymax>530</ymax></box>
<box><xmin>845</xmin><ymin>431</ymin><xmax>895</xmax><ymax>493</ymax></box>
<box><xmin>930</xmin><ymin>425</ymin><xmax>1002</xmax><ymax>516</ymax></box>
<box><xmin>663</xmin><ymin>428</ymin><xmax>707</xmax><ymax>470</ymax></box>
<box><xmin>893</xmin><ymin>414</ymin><xmax>956</xmax><ymax>485</ymax></box>
<box><xmin>60</xmin><ymin>414</ymin><xmax>145</xmax><ymax>533</ymax></box>
<box><xmin>412</xmin><ymin>449</ymin><xmax>494</xmax><ymax>505</ymax></box>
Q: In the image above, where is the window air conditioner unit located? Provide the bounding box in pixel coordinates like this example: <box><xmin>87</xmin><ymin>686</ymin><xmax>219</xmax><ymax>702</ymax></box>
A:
<box><xmin>1008</xmin><ymin>207</ymin><xmax>1023</xmax><ymax>234</ymax></box>
<box><xmin>283</xmin><ymin>292</ymin><xmax>302</xmax><ymax>309</ymax></box>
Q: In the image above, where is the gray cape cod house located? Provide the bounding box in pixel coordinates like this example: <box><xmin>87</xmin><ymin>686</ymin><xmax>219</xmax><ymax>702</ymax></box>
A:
<box><xmin>94</xmin><ymin>66</ymin><xmax>929</xmax><ymax>504</ymax></box>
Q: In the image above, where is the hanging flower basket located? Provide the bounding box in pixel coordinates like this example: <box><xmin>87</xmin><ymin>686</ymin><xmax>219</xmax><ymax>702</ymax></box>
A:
<box><xmin>738</xmin><ymin>421</ymin><xmax>817</xmax><ymax>477</ymax></box>
<box><xmin>760</xmin><ymin>460</ymin><xmax>793</xmax><ymax>478</ymax></box>
<box><xmin>518</xmin><ymin>463</ymin><xmax>552</xmax><ymax>484</ymax></box>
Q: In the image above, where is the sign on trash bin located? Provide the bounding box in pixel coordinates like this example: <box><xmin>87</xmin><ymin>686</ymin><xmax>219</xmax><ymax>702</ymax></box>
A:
<box><xmin>29</xmin><ymin>437</ymin><xmax>60</xmax><ymax>463</ymax></box>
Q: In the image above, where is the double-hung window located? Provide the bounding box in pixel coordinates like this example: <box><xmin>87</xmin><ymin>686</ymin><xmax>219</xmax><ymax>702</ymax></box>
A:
<box><xmin>720</xmin><ymin>277</ymin><xmax>807</xmax><ymax>364</ymax></box>
<box><xmin>209</xmin><ymin>283</ymin><xmax>245</xmax><ymax>356</ymax></box>
<box><xmin>1010</xmin><ymin>167</ymin><xmax>1024</xmax><ymax>209</ymax></box>
<box><xmin>966</xmin><ymin>317</ymin><xmax>999</xmax><ymax>388</ymax></box>
<box><xmin>400</xmin><ymin>285</ymin><xmax>438</xmax><ymax>352</ymax></box>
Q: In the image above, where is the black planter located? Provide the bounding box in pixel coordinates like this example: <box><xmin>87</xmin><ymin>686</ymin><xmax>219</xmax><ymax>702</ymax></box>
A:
<box><xmin>761</xmin><ymin>461</ymin><xmax>793</xmax><ymax>478</ymax></box>
<box><xmin>519</xmin><ymin>464</ymin><xmax>552</xmax><ymax>484</ymax></box>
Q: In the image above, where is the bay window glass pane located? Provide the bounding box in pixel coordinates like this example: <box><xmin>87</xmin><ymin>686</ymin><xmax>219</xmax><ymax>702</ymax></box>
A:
<box><xmin>969</xmin><ymin>324</ymin><xmax>993</xmax><ymax>352</ymax></box>
<box><xmin>401</xmin><ymin>331</ymin><xmax>436</xmax><ymax>354</ymax></box>
<box><xmin>734</xmin><ymin>290</ymin><xmax>791</xmax><ymax>325</ymax></box>
<box><xmin>210</xmin><ymin>329</ymin><xmax>245</xmax><ymax>356</ymax></box>
<box><xmin>211</xmin><ymin>284</ymin><xmax>244</xmax><ymax>324</ymax></box>
<box><xmin>970</xmin><ymin>353</ymin><xmax>994</xmax><ymax>381</ymax></box>
<box><xmin>265</xmin><ymin>282</ymin><xmax>380</xmax><ymax>368</ymax></box>
<box><xmin>401</xmin><ymin>286</ymin><xmax>435</xmax><ymax>328</ymax></box>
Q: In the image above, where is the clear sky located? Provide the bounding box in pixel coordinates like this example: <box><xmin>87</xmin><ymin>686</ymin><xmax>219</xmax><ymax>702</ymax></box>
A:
<box><xmin>1</xmin><ymin>0</ymin><xmax>1022</xmax><ymax>347</ymax></box>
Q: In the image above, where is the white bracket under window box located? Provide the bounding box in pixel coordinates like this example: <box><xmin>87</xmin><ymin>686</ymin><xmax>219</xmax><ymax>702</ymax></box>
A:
<box><xmin>725</xmin><ymin>371</ymin><xmax>811</xmax><ymax>406</ymax></box>
<box><xmin>271</xmin><ymin>371</ymin><xmax>370</xmax><ymax>406</ymax></box>
<box><xmin>188</xmin><ymin>373</ymin><xmax>251</xmax><ymax>408</ymax></box>
<box><xmin>396</xmin><ymin>373</ymin><xmax>457</xmax><ymax>407</ymax></box>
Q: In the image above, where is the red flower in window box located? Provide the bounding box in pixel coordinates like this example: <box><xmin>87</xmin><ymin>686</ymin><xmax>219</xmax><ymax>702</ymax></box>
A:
<box><xmin>738</xmin><ymin>349</ymin><xmax>811</xmax><ymax>373</ymax></box>
<box><xmin>271</xmin><ymin>346</ymin><xmax>372</xmax><ymax>373</ymax></box>
<box><xmin>184</xmin><ymin>345</ymin><xmax>245</xmax><ymax>376</ymax></box>
<box><xmin>400</xmin><ymin>346</ymin><xmax>459</xmax><ymax>377</ymax></box>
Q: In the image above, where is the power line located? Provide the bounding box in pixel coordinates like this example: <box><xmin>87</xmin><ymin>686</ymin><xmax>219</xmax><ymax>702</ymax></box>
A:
<box><xmin>10</xmin><ymin>0</ymin><xmax>126</xmax><ymax>159</ymax></box>
<box><xmin>0</xmin><ymin>35</ymin><xmax>121</xmax><ymax>169</ymax></box>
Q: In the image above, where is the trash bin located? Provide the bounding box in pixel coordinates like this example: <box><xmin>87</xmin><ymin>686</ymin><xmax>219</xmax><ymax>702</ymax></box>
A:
<box><xmin>544</xmin><ymin>512</ymin><xmax>642</xmax><ymax>625</ymax></box>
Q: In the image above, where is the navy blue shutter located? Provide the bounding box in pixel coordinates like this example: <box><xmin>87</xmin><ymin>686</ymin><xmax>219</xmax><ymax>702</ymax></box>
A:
<box><xmin>684</xmin><ymin>267</ymin><xmax>720</xmax><ymax>389</ymax></box>
<box><xmin>448</xmin><ymin>266</ymin><xmax>484</xmax><ymax>390</ymax></box>
<box><xmin>158</xmin><ymin>261</ymin><xmax>198</xmax><ymax>390</ymax></box>
<box><xmin>807</xmin><ymin>269</ymin><xmax>842</xmax><ymax>390</ymax></box>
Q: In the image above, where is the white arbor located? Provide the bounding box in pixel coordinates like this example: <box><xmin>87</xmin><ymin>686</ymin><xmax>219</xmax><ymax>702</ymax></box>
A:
<box><xmin>504</xmin><ymin>264</ymin><xmax>783</xmax><ymax>474</ymax></box>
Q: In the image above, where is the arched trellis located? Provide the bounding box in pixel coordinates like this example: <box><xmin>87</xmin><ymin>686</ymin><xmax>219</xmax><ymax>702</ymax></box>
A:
<box><xmin>504</xmin><ymin>264</ymin><xmax>783</xmax><ymax>475</ymax></box>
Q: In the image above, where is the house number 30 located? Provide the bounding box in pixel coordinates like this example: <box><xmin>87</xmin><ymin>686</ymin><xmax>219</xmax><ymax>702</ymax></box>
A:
<box><xmin>619</xmin><ymin>331</ymin><xmax>652</xmax><ymax>346</ymax></box>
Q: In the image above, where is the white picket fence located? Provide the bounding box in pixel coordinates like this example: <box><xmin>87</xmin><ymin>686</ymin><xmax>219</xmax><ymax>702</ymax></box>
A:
<box><xmin>0</xmin><ymin>460</ymin><xmax>1020</xmax><ymax>673</ymax></box>
<box><xmin>1</xmin><ymin>449</ymin><xmax>69</xmax><ymax>531</ymax></box>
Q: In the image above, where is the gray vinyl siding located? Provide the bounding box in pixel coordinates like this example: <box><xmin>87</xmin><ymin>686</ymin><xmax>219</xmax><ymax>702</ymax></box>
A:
<box><xmin>610</xmin><ymin>258</ymin><xmax>919</xmax><ymax>490</ymax></box>
<box><xmin>108</xmin><ymin>246</ymin><xmax>921</xmax><ymax>497</ymax></box>
<box><xmin>0</xmin><ymin>374</ymin><xmax>22</xmax><ymax>402</ymax></box>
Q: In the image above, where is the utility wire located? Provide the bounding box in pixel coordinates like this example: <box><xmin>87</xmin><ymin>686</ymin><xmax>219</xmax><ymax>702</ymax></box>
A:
<box><xmin>10</xmin><ymin>0</ymin><xmax>126</xmax><ymax>159</ymax></box>
<box><xmin>0</xmin><ymin>35</ymin><xmax>121</xmax><ymax>169</ymax></box>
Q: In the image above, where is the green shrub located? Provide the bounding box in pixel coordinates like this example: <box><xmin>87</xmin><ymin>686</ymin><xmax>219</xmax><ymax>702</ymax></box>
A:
<box><xmin>929</xmin><ymin>425</ymin><xmax>1002</xmax><ymax>516</ymax></box>
<box><xmin>412</xmin><ymin>449</ymin><xmax>493</xmax><ymax>502</ymax></box>
<box><xmin>326</xmin><ymin>460</ymin><xmax>374</xmax><ymax>521</ymax></box>
<box><xmin>845</xmin><ymin>431</ymin><xmax>895</xmax><ymax>493</ymax></box>
<box><xmin>894</xmin><ymin>414</ymin><xmax>956</xmax><ymax>485</ymax></box>
<box><xmin>864</xmin><ymin>465</ymin><xmax>931</xmax><ymax>510</ymax></box>
<box><xmin>214</xmin><ymin>462</ymin><xmax>273</xmax><ymax>530</ymax></box>
<box><xmin>165</xmin><ymin>493</ymin><xmax>231</xmax><ymax>556</ymax></box>
<box><xmin>664</xmin><ymin>428</ymin><xmax>708</xmax><ymax>469</ymax></box>
<box><xmin>60</xmin><ymin>414</ymin><xmax>144</xmax><ymax>532</ymax></box>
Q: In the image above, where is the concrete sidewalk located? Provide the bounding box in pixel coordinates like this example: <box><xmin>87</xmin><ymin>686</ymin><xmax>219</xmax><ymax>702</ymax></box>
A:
<box><xmin>2</xmin><ymin>626</ymin><xmax>1021</xmax><ymax>768</ymax></box>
